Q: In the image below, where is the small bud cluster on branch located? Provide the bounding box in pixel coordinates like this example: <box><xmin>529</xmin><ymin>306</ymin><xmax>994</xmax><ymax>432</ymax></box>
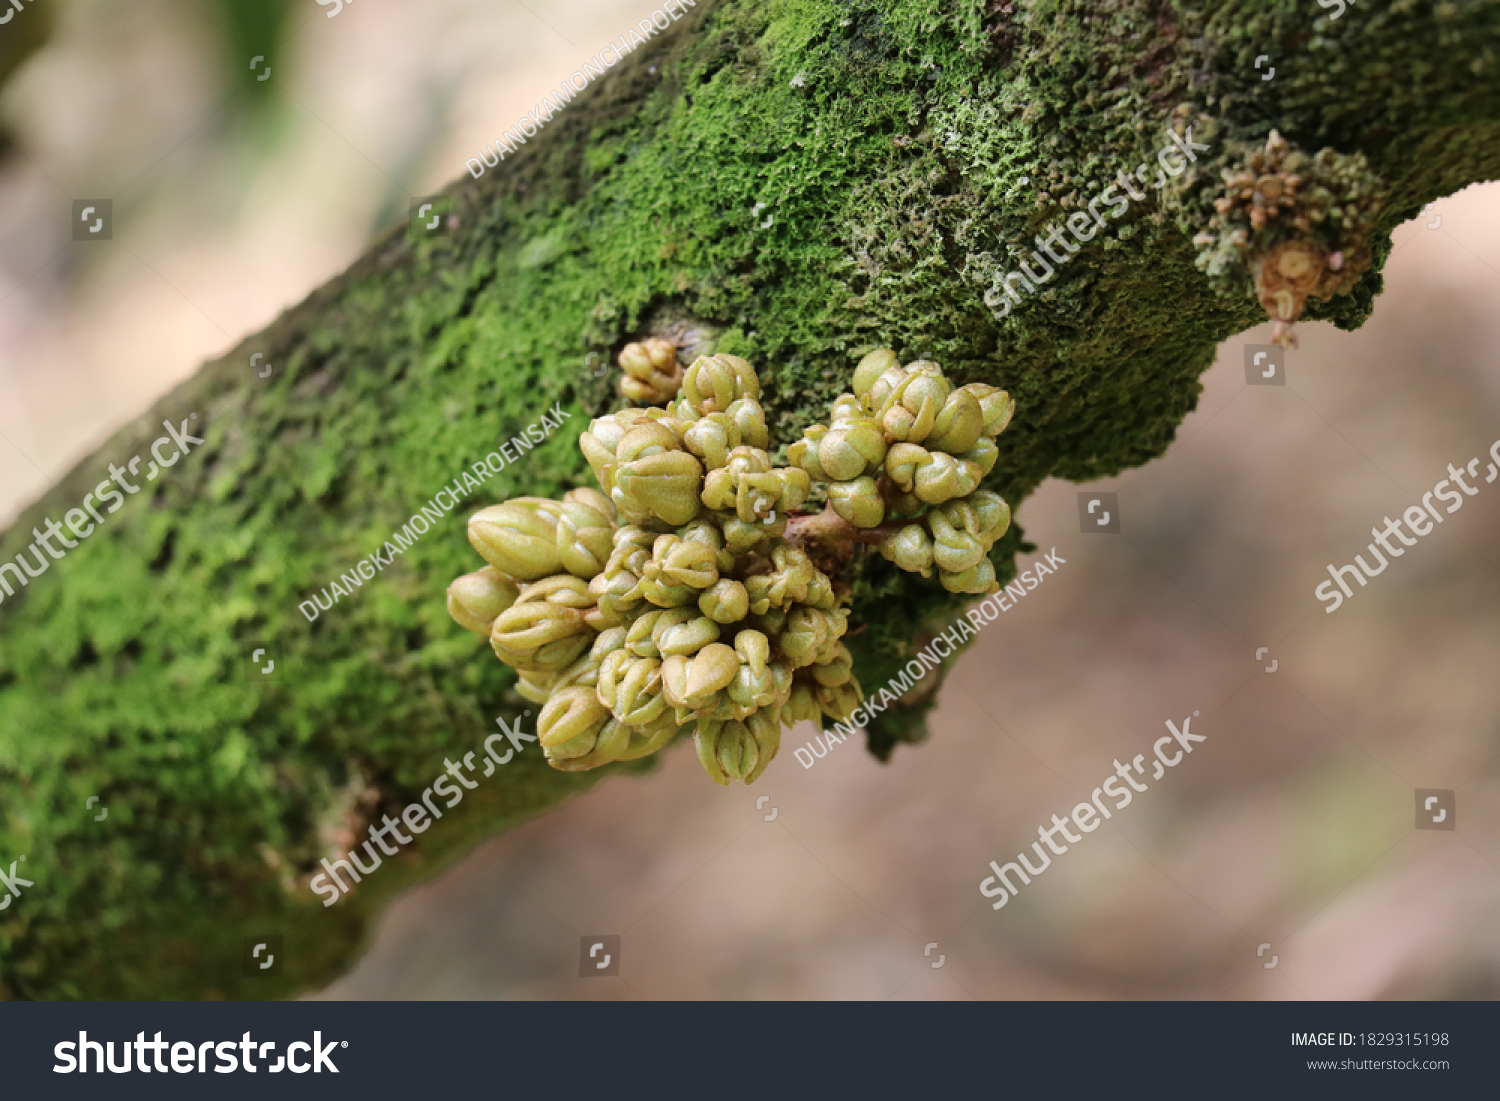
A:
<box><xmin>787</xmin><ymin>349</ymin><xmax>1015</xmax><ymax>594</ymax></box>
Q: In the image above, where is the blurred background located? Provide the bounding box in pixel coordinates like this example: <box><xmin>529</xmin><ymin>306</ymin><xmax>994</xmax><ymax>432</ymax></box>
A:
<box><xmin>3</xmin><ymin>1</ymin><xmax>1497</xmax><ymax>1000</ymax></box>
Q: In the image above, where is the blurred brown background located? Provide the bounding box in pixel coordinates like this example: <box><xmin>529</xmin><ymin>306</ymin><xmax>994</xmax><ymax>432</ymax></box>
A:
<box><xmin>3</xmin><ymin>1</ymin><xmax>1497</xmax><ymax>1001</ymax></box>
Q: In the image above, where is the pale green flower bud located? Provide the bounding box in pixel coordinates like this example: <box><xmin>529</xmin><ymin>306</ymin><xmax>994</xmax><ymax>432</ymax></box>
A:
<box><xmin>779</xmin><ymin>606</ymin><xmax>832</xmax><ymax>667</ymax></box>
<box><xmin>538</xmin><ymin>686</ymin><xmax>610</xmax><ymax>750</ymax></box>
<box><xmin>881</xmin><ymin>363</ymin><xmax>950</xmax><ymax>443</ymax></box>
<box><xmin>516</xmin><ymin>669</ymin><xmax>557</xmax><ymax>705</ymax></box>
<box><xmin>865</xmin><ymin>363</ymin><xmax>909</xmax><ymax>413</ymax></box>
<box><xmin>959</xmin><ymin>437</ymin><xmax>999</xmax><ymax>477</ymax></box>
<box><xmin>926</xmin><ymin>389</ymin><xmax>984</xmax><ymax>454</ymax></box>
<box><xmin>693</xmin><ymin>719</ymin><xmax>752</xmax><ymax>785</ymax></box>
<box><xmin>490</xmin><ymin>601</ymin><xmax>593</xmax><ymax>672</ymax></box>
<box><xmin>468</xmin><ymin>503</ymin><xmax>561</xmax><ymax>580</ymax></box>
<box><xmin>661</xmin><ymin>642</ymin><xmax>740</xmax><ymax>712</ymax></box>
<box><xmin>545</xmin><ymin>716</ymin><xmax>635</xmax><ymax>771</ymax></box>
<box><xmin>879</xmin><ymin>522</ymin><xmax>934</xmax><ymax>576</ymax></box>
<box><xmin>818</xmin><ymin>417</ymin><xmax>888</xmax><ymax>481</ymax></box>
<box><xmin>784</xmin><ymin>680</ymin><xmax>823</xmax><ymax>726</ymax></box>
<box><xmin>588</xmin><ymin>564</ymin><xmax>643</xmax><ymax>627</ymax></box>
<box><xmin>727</xmin><ymin>398</ymin><xmax>770</xmax><ymax>450</ymax></box>
<box><xmin>615</xmin><ymin>421</ymin><xmax>680</xmax><ymax>464</ymax></box>
<box><xmin>968</xmin><ymin>490</ymin><xmax>1012</xmax><ymax>546</ymax></box>
<box><xmin>743</xmin><ymin>707</ymin><xmax>782</xmax><ymax>784</ymax></box>
<box><xmin>810</xmin><ymin>642</ymin><xmax>856</xmax><ymax>688</ymax></box>
<box><xmin>828</xmin><ymin>475</ymin><xmax>885</xmax><ymax>528</ymax></box>
<box><xmin>653</xmin><ymin>605</ymin><xmax>721</xmax><ymax>656</ymax></box>
<box><xmin>555</xmin><ymin>500</ymin><xmax>615</xmax><ymax>580</ymax></box>
<box><xmin>940</xmin><ymin>556</ymin><xmax>998</xmax><ymax>595</ymax></box>
<box><xmin>618</xmin><ymin>338</ymin><xmax>683</xmax><ymax>405</ymax></box>
<box><xmin>447</xmin><ymin>567</ymin><xmax>520</xmax><ymax>635</ymax></box>
<box><xmin>564</xmin><ymin>487</ymin><xmax>616</xmax><ymax>523</ymax></box>
<box><xmin>517</xmin><ymin>573</ymin><xmax>594</xmax><ymax>609</ymax></box>
<box><xmin>960</xmin><ymin>383</ymin><xmax>1016</xmax><ymax>436</ymax></box>
<box><xmin>815</xmin><ymin>679</ymin><xmax>863</xmax><ymax>724</ymax></box>
<box><xmin>719</xmin><ymin>512</ymin><xmax>777</xmax><ymax>554</ymax></box>
<box><xmin>829</xmin><ymin>393</ymin><xmax>865</xmax><ymax>425</ymax></box>
<box><xmin>726</xmin><ymin>629</ymin><xmax>776</xmax><ymax>714</ymax></box>
<box><xmin>928</xmin><ymin>503</ymin><xmax>987</xmax><ymax>573</ymax></box>
<box><xmin>787</xmin><ymin>426</ymin><xmax>830</xmax><ymax>481</ymax></box>
<box><xmin>885</xmin><ymin>445</ymin><xmax>978</xmax><ymax>505</ymax></box>
<box><xmin>852</xmin><ymin>348</ymin><xmax>900</xmax><ymax>400</ymax></box>
<box><xmin>613</xmin><ymin>449</ymin><xmax>704</xmax><ymax>526</ymax></box>
<box><xmin>596</xmin><ymin>650</ymin><xmax>667</xmax><ymax>726</ymax></box>
<box><xmin>802</xmin><ymin>570</ymin><xmax>837</xmax><ymax>611</ymax></box>
<box><xmin>682</xmin><ymin>412</ymin><xmax>739</xmax><ymax>471</ymax></box>
<box><xmin>747</xmin><ymin>604</ymin><xmax>787</xmax><ymax>638</ymax></box>
<box><xmin>615</xmin><ymin>712</ymin><xmax>680</xmax><ymax>762</ymax></box>
<box><xmin>656</xmin><ymin>534</ymin><xmax>719</xmax><ymax>589</ymax></box>
<box><xmin>698</xmin><ymin>577</ymin><xmax>750</xmax><ymax>624</ymax></box>
<box><xmin>681</xmin><ymin>353</ymin><xmax>760</xmax><ymax>414</ymax></box>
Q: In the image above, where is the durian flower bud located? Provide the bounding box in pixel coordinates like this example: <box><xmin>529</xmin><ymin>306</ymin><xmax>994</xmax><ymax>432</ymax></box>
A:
<box><xmin>681</xmin><ymin>353</ymin><xmax>761</xmax><ymax>415</ymax></box>
<box><xmin>517</xmin><ymin>574</ymin><xmax>594</xmax><ymax>610</ymax></box>
<box><xmin>447</xmin><ymin>567</ymin><xmax>520</xmax><ymax>635</ymax></box>
<box><xmin>580</xmin><ymin>416</ymin><xmax>630</xmax><ymax>492</ymax></box>
<box><xmin>779</xmin><ymin>606</ymin><xmax>832</xmax><ymax>667</ymax></box>
<box><xmin>657</xmin><ymin>534</ymin><xmax>720</xmax><ymax>589</ymax></box>
<box><xmin>682</xmin><ymin>412</ymin><xmax>739</xmax><ymax>471</ymax></box>
<box><xmin>784</xmin><ymin>680</ymin><xmax>824</xmax><ymax>726</ymax></box>
<box><xmin>615</xmin><ymin>712</ymin><xmax>680</xmax><ymax>762</ymax></box>
<box><xmin>653</xmin><ymin>605</ymin><xmax>721</xmax><ymax>656</ymax></box>
<box><xmin>556</xmin><ymin>499</ymin><xmax>615</xmax><ymax>580</ymax></box>
<box><xmin>661</xmin><ymin>642</ymin><xmax>740</xmax><ymax>712</ymax></box>
<box><xmin>615</xmin><ymin>421</ymin><xmax>680</xmax><ymax>464</ymax></box>
<box><xmin>926</xmin><ymin>389</ymin><xmax>984</xmax><ymax>454</ymax></box>
<box><xmin>747</xmin><ymin>604</ymin><xmax>787</xmax><ymax>638</ymax></box>
<box><xmin>596</xmin><ymin>651</ymin><xmax>667</xmax><ymax>726</ymax></box>
<box><xmin>815</xmin><ymin>679</ymin><xmax>863</xmax><ymax>724</ymax></box>
<box><xmin>698</xmin><ymin>578</ymin><xmax>750</xmax><ymax>624</ymax></box>
<box><xmin>516</xmin><ymin>669</ymin><xmax>557</xmax><ymax>705</ymax></box>
<box><xmin>960</xmin><ymin>383</ymin><xmax>1016</xmax><ymax>436</ymax></box>
<box><xmin>828</xmin><ymin>393</ymin><xmax>865</xmax><ymax>425</ymax></box>
<box><xmin>618</xmin><ymin>338</ymin><xmax>683</xmax><ymax>405</ymax></box>
<box><xmin>810</xmin><ymin>642</ymin><xmax>856</xmax><ymax>688</ymax></box>
<box><xmin>959</xmin><ymin>436</ymin><xmax>999</xmax><ymax>477</ymax></box>
<box><xmin>865</xmin><ymin>362</ymin><xmax>910</xmax><ymax>414</ymax></box>
<box><xmin>624</xmin><ymin>610</ymin><xmax>667</xmax><ymax>658</ymax></box>
<box><xmin>852</xmin><ymin>348</ymin><xmax>900</xmax><ymax>401</ymax></box>
<box><xmin>694</xmin><ymin>719</ymin><xmax>755</xmax><ymax>785</ymax></box>
<box><xmin>881</xmin><ymin>363</ymin><xmax>950</xmax><ymax>443</ymax></box>
<box><xmin>969</xmin><ymin>490</ymin><xmax>1012</xmax><ymax>546</ymax></box>
<box><xmin>468</xmin><ymin>503</ymin><xmax>561</xmax><ymax>580</ymax></box>
<box><xmin>802</xmin><ymin>569</ymin><xmax>838</xmax><ymax>611</ymax></box>
<box><xmin>726</xmin><ymin>629</ymin><xmax>777</xmax><ymax>714</ymax></box>
<box><xmin>588</xmin><ymin>563</ymin><xmax>643</xmax><ymax>627</ymax></box>
<box><xmin>786</xmin><ymin>425</ymin><xmax>831</xmax><ymax>481</ymax></box>
<box><xmin>613</xmin><ymin>450</ymin><xmax>704</xmax><ymax>526</ymax></box>
<box><xmin>538</xmin><ymin>686</ymin><xmax>611</xmax><ymax>751</ymax></box>
<box><xmin>743</xmin><ymin>707</ymin><xmax>782</xmax><ymax>784</ymax></box>
<box><xmin>728</xmin><ymin>398</ymin><xmax>770</xmax><ymax>450</ymax></box>
<box><xmin>879</xmin><ymin>523</ymin><xmax>935</xmax><ymax>576</ymax></box>
<box><xmin>490</xmin><ymin>601</ymin><xmax>593</xmax><ymax>672</ymax></box>
<box><xmin>719</xmin><ymin>512</ymin><xmax>777</xmax><ymax>554</ymax></box>
<box><xmin>564</xmin><ymin>487</ymin><xmax>616</xmax><ymax>523</ymax></box>
<box><xmin>940</xmin><ymin>556</ymin><xmax>998</xmax><ymax>595</ymax></box>
<box><xmin>828</xmin><ymin>475</ymin><xmax>885</xmax><ymax>528</ymax></box>
<box><xmin>817</xmin><ymin>417</ymin><xmax>888</xmax><ymax>481</ymax></box>
<box><xmin>928</xmin><ymin>503</ymin><xmax>987</xmax><ymax>573</ymax></box>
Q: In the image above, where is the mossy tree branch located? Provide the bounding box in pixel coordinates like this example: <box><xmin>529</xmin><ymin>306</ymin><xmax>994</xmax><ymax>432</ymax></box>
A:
<box><xmin>2</xmin><ymin>0</ymin><xmax>1498</xmax><ymax>998</ymax></box>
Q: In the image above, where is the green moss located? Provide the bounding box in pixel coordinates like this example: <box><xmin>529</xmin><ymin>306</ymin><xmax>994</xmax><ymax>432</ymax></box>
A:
<box><xmin>4</xmin><ymin>0</ymin><xmax>1500</xmax><ymax>998</ymax></box>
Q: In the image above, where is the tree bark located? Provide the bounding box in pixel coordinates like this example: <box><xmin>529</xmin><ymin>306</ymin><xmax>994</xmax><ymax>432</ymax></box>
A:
<box><xmin>3</xmin><ymin>0</ymin><xmax>1498</xmax><ymax>998</ymax></box>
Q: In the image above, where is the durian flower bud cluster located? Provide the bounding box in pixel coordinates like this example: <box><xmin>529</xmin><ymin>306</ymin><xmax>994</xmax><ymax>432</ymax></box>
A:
<box><xmin>616</xmin><ymin>338</ymin><xmax>684</xmax><ymax>405</ymax></box>
<box><xmin>789</xmin><ymin>349</ymin><xmax>1016</xmax><ymax>593</ymax></box>
<box><xmin>449</xmin><ymin>354</ymin><xmax>863</xmax><ymax>786</ymax></box>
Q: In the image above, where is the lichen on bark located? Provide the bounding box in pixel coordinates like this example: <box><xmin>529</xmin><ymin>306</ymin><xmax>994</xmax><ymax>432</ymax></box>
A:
<box><xmin>3</xmin><ymin>0</ymin><xmax>1499</xmax><ymax>999</ymax></box>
